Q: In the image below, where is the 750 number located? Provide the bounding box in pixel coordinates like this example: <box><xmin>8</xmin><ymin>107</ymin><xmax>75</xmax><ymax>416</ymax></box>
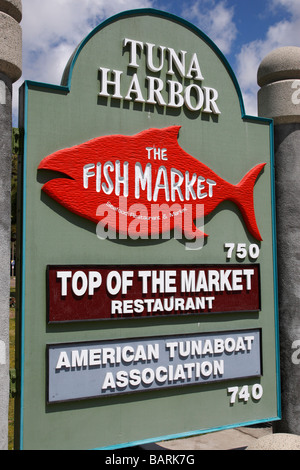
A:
<box><xmin>224</xmin><ymin>243</ymin><xmax>260</xmax><ymax>260</ymax></box>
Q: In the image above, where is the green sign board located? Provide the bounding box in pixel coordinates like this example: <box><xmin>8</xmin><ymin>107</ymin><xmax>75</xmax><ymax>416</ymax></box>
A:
<box><xmin>16</xmin><ymin>9</ymin><xmax>280</xmax><ymax>450</ymax></box>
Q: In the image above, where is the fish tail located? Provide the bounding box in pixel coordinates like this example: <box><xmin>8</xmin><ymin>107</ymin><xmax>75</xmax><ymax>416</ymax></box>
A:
<box><xmin>235</xmin><ymin>163</ymin><xmax>266</xmax><ymax>241</ymax></box>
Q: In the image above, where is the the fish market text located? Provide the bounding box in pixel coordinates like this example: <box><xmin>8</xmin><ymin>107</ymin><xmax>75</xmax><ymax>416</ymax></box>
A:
<box><xmin>83</xmin><ymin>160</ymin><xmax>216</xmax><ymax>201</ymax></box>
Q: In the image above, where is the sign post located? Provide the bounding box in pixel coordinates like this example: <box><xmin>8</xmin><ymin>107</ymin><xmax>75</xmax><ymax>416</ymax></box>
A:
<box><xmin>16</xmin><ymin>9</ymin><xmax>280</xmax><ymax>450</ymax></box>
<box><xmin>258</xmin><ymin>47</ymin><xmax>300</xmax><ymax>435</ymax></box>
<box><xmin>0</xmin><ymin>0</ymin><xmax>22</xmax><ymax>450</ymax></box>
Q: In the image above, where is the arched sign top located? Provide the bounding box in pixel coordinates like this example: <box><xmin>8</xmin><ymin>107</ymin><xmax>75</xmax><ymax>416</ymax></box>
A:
<box><xmin>60</xmin><ymin>8</ymin><xmax>246</xmax><ymax>118</ymax></box>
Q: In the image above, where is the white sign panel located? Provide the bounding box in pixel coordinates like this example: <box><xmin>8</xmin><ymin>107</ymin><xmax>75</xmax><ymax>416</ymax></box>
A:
<box><xmin>48</xmin><ymin>329</ymin><xmax>261</xmax><ymax>403</ymax></box>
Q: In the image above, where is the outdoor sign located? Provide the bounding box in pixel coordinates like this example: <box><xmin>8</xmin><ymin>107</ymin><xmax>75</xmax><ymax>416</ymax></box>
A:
<box><xmin>16</xmin><ymin>9</ymin><xmax>280</xmax><ymax>450</ymax></box>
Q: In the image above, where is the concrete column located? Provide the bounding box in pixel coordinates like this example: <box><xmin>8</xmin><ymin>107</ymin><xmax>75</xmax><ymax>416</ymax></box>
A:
<box><xmin>257</xmin><ymin>47</ymin><xmax>300</xmax><ymax>434</ymax></box>
<box><xmin>0</xmin><ymin>0</ymin><xmax>22</xmax><ymax>450</ymax></box>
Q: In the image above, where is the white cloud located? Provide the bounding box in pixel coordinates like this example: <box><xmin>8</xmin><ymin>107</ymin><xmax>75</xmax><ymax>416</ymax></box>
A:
<box><xmin>21</xmin><ymin>0</ymin><xmax>153</xmax><ymax>83</ymax></box>
<box><xmin>271</xmin><ymin>0</ymin><xmax>300</xmax><ymax>16</ymax></box>
<box><xmin>181</xmin><ymin>0</ymin><xmax>237</xmax><ymax>55</ymax></box>
<box><xmin>236</xmin><ymin>0</ymin><xmax>300</xmax><ymax>116</ymax></box>
<box><xmin>13</xmin><ymin>0</ymin><xmax>153</xmax><ymax>123</ymax></box>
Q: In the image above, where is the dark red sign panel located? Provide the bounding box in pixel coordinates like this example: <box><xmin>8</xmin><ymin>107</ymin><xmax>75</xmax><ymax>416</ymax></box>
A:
<box><xmin>47</xmin><ymin>265</ymin><xmax>260</xmax><ymax>323</ymax></box>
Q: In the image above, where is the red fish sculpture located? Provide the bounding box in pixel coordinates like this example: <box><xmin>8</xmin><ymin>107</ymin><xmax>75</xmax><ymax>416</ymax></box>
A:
<box><xmin>38</xmin><ymin>126</ymin><xmax>265</xmax><ymax>241</ymax></box>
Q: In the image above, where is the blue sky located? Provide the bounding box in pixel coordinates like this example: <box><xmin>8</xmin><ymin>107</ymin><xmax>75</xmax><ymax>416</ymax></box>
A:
<box><xmin>14</xmin><ymin>0</ymin><xmax>300</xmax><ymax>121</ymax></box>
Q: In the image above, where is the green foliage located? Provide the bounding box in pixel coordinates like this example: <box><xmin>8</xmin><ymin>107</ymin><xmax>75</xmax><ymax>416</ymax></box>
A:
<box><xmin>11</xmin><ymin>153</ymin><xmax>17</xmax><ymax>242</ymax></box>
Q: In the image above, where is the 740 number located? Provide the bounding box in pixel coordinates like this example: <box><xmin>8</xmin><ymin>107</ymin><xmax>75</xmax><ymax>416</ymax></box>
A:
<box><xmin>227</xmin><ymin>384</ymin><xmax>263</xmax><ymax>404</ymax></box>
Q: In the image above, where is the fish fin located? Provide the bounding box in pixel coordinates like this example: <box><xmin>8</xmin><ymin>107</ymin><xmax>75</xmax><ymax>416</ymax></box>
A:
<box><xmin>174</xmin><ymin>206</ymin><xmax>209</xmax><ymax>240</ymax></box>
<box><xmin>182</xmin><ymin>224</ymin><xmax>209</xmax><ymax>240</ymax></box>
<box><xmin>235</xmin><ymin>163</ymin><xmax>266</xmax><ymax>241</ymax></box>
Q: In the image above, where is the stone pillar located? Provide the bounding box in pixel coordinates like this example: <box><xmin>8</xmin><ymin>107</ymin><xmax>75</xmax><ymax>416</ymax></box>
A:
<box><xmin>257</xmin><ymin>47</ymin><xmax>300</xmax><ymax>434</ymax></box>
<box><xmin>0</xmin><ymin>0</ymin><xmax>22</xmax><ymax>450</ymax></box>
